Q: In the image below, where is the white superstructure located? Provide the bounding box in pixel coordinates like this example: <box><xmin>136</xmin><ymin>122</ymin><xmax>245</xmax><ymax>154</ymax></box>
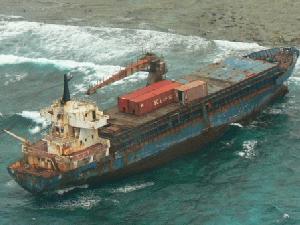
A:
<box><xmin>41</xmin><ymin>99</ymin><xmax>110</xmax><ymax>156</ymax></box>
<box><xmin>12</xmin><ymin>75</ymin><xmax>113</xmax><ymax>172</ymax></box>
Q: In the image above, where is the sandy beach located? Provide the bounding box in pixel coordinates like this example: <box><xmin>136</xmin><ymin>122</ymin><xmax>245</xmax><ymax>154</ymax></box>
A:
<box><xmin>0</xmin><ymin>0</ymin><xmax>300</xmax><ymax>46</ymax></box>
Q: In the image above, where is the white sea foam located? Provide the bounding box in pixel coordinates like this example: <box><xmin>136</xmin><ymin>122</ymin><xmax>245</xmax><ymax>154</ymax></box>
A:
<box><xmin>18</xmin><ymin>111</ymin><xmax>50</xmax><ymax>131</ymax></box>
<box><xmin>283</xmin><ymin>213</ymin><xmax>290</xmax><ymax>219</ymax></box>
<box><xmin>213</xmin><ymin>40</ymin><xmax>264</xmax><ymax>63</ymax></box>
<box><xmin>288</xmin><ymin>76</ymin><xmax>300</xmax><ymax>87</ymax></box>
<box><xmin>238</xmin><ymin>140</ymin><xmax>257</xmax><ymax>159</ymax></box>
<box><xmin>4</xmin><ymin>73</ymin><xmax>27</xmax><ymax>86</ymax></box>
<box><xmin>55</xmin><ymin>194</ymin><xmax>101</xmax><ymax>210</ymax></box>
<box><xmin>291</xmin><ymin>58</ymin><xmax>300</xmax><ymax>84</ymax></box>
<box><xmin>18</xmin><ymin>111</ymin><xmax>45</xmax><ymax>124</ymax></box>
<box><xmin>111</xmin><ymin>182</ymin><xmax>154</xmax><ymax>193</ymax></box>
<box><xmin>56</xmin><ymin>184</ymin><xmax>89</xmax><ymax>195</ymax></box>
<box><xmin>268</xmin><ymin>108</ymin><xmax>284</xmax><ymax>115</ymax></box>
<box><xmin>73</xmin><ymin>84</ymin><xmax>87</xmax><ymax>94</ymax></box>
<box><xmin>5</xmin><ymin>179</ymin><xmax>17</xmax><ymax>187</ymax></box>
<box><xmin>0</xmin><ymin>14</ymin><xmax>24</xmax><ymax>20</ymax></box>
<box><xmin>111</xmin><ymin>71</ymin><xmax>149</xmax><ymax>86</ymax></box>
<box><xmin>295</xmin><ymin>57</ymin><xmax>300</xmax><ymax>70</ymax></box>
<box><xmin>29</xmin><ymin>126</ymin><xmax>41</xmax><ymax>134</ymax></box>
<box><xmin>0</xmin><ymin>54</ymin><xmax>120</xmax><ymax>75</ymax></box>
<box><xmin>290</xmin><ymin>77</ymin><xmax>300</xmax><ymax>82</ymax></box>
<box><xmin>0</xmin><ymin>54</ymin><xmax>124</xmax><ymax>91</ymax></box>
<box><xmin>0</xmin><ymin>20</ymin><xmax>209</xmax><ymax>63</ymax></box>
<box><xmin>42</xmin><ymin>192</ymin><xmax>119</xmax><ymax>210</ymax></box>
<box><xmin>0</xmin><ymin>20</ymin><xmax>272</xmax><ymax>94</ymax></box>
<box><xmin>214</xmin><ymin>40</ymin><xmax>263</xmax><ymax>51</ymax></box>
<box><xmin>230</xmin><ymin>123</ymin><xmax>243</xmax><ymax>128</ymax></box>
<box><xmin>83</xmin><ymin>65</ymin><xmax>123</xmax><ymax>86</ymax></box>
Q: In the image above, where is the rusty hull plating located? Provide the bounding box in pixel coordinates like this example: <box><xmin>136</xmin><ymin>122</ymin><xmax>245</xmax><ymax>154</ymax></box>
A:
<box><xmin>7</xmin><ymin>47</ymin><xmax>299</xmax><ymax>194</ymax></box>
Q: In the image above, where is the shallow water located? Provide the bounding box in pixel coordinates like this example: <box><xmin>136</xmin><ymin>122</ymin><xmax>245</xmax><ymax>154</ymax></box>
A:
<box><xmin>0</xmin><ymin>16</ymin><xmax>299</xmax><ymax>225</ymax></box>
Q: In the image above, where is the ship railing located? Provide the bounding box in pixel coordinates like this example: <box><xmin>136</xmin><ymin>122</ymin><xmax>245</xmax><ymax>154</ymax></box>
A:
<box><xmin>113</xmin><ymin>104</ymin><xmax>206</xmax><ymax>148</ymax></box>
<box><xmin>112</xmin><ymin>65</ymin><xmax>287</xmax><ymax>149</ymax></box>
<box><xmin>203</xmin><ymin>67</ymin><xmax>283</xmax><ymax>104</ymax></box>
<box><xmin>246</xmin><ymin>47</ymin><xmax>297</xmax><ymax>63</ymax></box>
<box><xmin>95</xmin><ymin>50</ymin><xmax>296</xmax><ymax>147</ymax></box>
<box><xmin>23</xmin><ymin>146</ymin><xmax>56</xmax><ymax>158</ymax></box>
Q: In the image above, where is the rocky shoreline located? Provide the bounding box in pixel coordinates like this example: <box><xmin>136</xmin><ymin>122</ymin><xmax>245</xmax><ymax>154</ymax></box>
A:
<box><xmin>1</xmin><ymin>0</ymin><xmax>300</xmax><ymax>46</ymax></box>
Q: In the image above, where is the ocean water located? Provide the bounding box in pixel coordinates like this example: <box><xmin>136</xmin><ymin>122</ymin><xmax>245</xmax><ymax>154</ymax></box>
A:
<box><xmin>0</xmin><ymin>15</ymin><xmax>300</xmax><ymax>225</ymax></box>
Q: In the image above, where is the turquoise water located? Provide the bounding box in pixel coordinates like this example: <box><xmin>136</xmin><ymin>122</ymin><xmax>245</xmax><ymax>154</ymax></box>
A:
<box><xmin>0</xmin><ymin>16</ymin><xmax>300</xmax><ymax>225</ymax></box>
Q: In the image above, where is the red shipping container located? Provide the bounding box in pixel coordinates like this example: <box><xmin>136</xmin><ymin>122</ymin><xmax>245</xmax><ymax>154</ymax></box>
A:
<box><xmin>128</xmin><ymin>92</ymin><xmax>155</xmax><ymax>115</ymax></box>
<box><xmin>128</xmin><ymin>81</ymin><xmax>181</xmax><ymax>115</ymax></box>
<box><xmin>118</xmin><ymin>80</ymin><xmax>177</xmax><ymax>113</ymax></box>
<box><xmin>175</xmin><ymin>80</ymin><xmax>208</xmax><ymax>104</ymax></box>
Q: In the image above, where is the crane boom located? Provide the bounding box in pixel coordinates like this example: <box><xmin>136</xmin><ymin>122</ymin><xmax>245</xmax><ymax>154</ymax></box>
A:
<box><xmin>86</xmin><ymin>53</ymin><xmax>162</xmax><ymax>95</ymax></box>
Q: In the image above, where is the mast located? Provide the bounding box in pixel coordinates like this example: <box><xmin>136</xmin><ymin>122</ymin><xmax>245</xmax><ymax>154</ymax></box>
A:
<box><xmin>62</xmin><ymin>74</ymin><xmax>71</xmax><ymax>104</ymax></box>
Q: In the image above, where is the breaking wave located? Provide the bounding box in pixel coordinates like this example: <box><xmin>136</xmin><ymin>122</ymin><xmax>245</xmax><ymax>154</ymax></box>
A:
<box><xmin>214</xmin><ymin>40</ymin><xmax>263</xmax><ymax>51</ymax></box>
<box><xmin>295</xmin><ymin>57</ymin><xmax>300</xmax><ymax>70</ymax></box>
<box><xmin>212</xmin><ymin>40</ymin><xmax>264</xmax><ymax>63</ymax></box>
<box><xmin>17</xmin><ymin>111</ymin><xmax>50</xmax><ymax>134</ymax></box>
<box><xmin>0</xmin><ymin>19</ymin><xmax>276</xmax><ymax>98</ymax></box>
<box><xmin>18</xmin><ymin>111</ymin><xmax>47</xmax><ymax>124</ymax></box>
<box><xmin>0</xmin><ymin>54</ymin><xmax>125</xmax><ymax>94</ymax></box>
<box><xmin>0</xmin><ymin>54</ymin><xmax>121</xmax><ymax>79</ymax></box>
<box><xmin>288</xmin><ymin>77</ymin><xmax>300</xmax><ymax>86</ymax></box>
<box><xmin>0</xmin><ymin>20</ymin><xmax>209</xmax><ymax>62</ymax></box>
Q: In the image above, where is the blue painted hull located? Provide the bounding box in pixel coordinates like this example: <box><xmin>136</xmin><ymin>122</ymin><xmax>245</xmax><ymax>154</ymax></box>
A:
<box><xmin>8</xmin><ymin>48</ymin><xmax>299</xmax><ymax>194</ymax></box>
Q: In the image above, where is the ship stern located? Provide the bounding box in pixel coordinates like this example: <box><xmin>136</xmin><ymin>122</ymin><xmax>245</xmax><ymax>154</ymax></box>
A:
<box><xmin>7</xmin><ymin>161</ymin><xmax>61</xmax><ymax>194</ymax></box>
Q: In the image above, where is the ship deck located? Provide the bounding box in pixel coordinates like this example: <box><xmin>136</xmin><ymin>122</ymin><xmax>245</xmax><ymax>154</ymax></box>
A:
<box><xmin>106</xmin><ymin>103</ymin><xmax>180</xmax><ymax>128</ymax></box>
<box><xmin>102</xmin><ymin>57</ymin><xmax>277</xmax><ymax>134</ymax></box>
<box><xmin>105</xmin><ymin>72</ymin><xmax>234</xmax><ymax>129</ymax></box>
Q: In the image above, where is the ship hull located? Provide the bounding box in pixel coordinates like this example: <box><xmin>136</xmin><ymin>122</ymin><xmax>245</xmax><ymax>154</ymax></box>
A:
<box><xmin>8</xmin><ymin>83</ymin><xmax>290</xmax><ymax>194</ymax></box>
<box><xmin>8</xmin><ymin>47</ymin><xmax>299</xmax><ymax>194</ymax></box>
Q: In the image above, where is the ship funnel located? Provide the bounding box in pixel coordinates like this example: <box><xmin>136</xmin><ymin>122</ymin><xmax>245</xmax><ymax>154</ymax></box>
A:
<box><xmin>62</xmin><ymin>74</ymin><xmax>71</xmax><ymax>104</ymax></box>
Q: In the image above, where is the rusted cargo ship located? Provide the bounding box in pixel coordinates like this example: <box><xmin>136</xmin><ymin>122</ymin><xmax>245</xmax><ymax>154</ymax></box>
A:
<box><xmin>6</xmin><ymin>47</ymin><xmax>299</xmax><ymax>194</ymax></box>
